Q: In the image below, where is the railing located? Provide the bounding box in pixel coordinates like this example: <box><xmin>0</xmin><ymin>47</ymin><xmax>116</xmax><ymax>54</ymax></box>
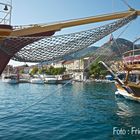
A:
<box><xmin>123</xmin><ymin>38</ymin><xmax>140</xmax><ymax>65</ymax></box>
<box><xmin>123</xmin><ymin>49</ymin><xmax>140</xmax><ymax>57</ymax></box>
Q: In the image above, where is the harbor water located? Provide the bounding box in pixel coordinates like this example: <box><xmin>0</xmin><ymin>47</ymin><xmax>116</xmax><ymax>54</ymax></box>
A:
<box><xmin>0</xmin><ymin>81</ymin><xmax>140</xmax><ymax>140</ymax></box>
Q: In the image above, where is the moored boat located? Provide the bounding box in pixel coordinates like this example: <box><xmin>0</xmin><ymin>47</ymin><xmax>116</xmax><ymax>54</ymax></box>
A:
<box><xmin>98</xmin><ymin>37</ymin><xmax>140</xmax><ymax>102</ymax></box>
<box><xmin>114</xmin><ymin>48</ymin><xmax>140</xmax><ymax>101</ymax></box>
<box><xmin>56</xmin><ymin>74</ymin><xmax>72</xmax><ymax>84</ymax></box>
<box><xmin>44</xmin><ymin>75</ymin><xmax>57</xmax><ymax>84</ymax></box>
<box><xmin>44</xmin><ymin>74</ymin><xmax>72</xmax><ymax>84</ymax></box>
<box><xmin>30</xmin><ymin>78</ymin><xmax>44</xmax><ymax>84</ymax></box>
<box><xmin>2</xmin><ymin>74</ymin><xmax>19</xmax><ymax>84</ymax></box>
<box><xmin>115</xmin><ymin>82</ymin><xmax>140</xmax><ymax>102</ymax></box>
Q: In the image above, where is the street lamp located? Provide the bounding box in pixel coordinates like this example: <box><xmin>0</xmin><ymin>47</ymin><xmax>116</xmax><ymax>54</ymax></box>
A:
<box><xmin>4</xmin><ymin>5</ymin><xmax>8</xmax><ymax>11</ymax></box>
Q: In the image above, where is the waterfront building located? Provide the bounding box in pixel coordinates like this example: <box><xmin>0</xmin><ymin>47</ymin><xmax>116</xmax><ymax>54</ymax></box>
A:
<box><xmin>52</xmin><ymin>58</ymin><xmax>89</xmax><ymax>81</ymax></box>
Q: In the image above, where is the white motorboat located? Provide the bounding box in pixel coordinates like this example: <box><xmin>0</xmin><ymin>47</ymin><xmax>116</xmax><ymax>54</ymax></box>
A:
<box><xmin>30</xmin><ymin>78</ymin><xmax>44</xmax><ymax>84</ymax></box>
<box><xmin>44</xmin><ymin>77</ymin><xmax>57</xmax><ymax>84</ymax></box>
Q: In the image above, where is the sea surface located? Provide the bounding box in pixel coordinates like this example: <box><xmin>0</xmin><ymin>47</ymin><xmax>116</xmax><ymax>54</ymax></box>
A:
<box><xmin>0</xmin><ymin>81</ymin><xmax>140</xmax><ymax>140</ymax></box>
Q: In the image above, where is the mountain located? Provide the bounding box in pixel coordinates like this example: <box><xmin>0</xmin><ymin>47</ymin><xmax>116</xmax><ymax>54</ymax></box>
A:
<box><xmin>62</xmin><ymin>45</ymin><xmax>98</xmax><ymax>60</ymax></box>
<box><xmin>88</xmin><ymin>38</ymin><xmax>139</xmax><ymax>62</ymax></box>
<box><xmin>110</xmin><ymin>38</ymin><xmax>135</xmax><ymax>53</ymax></box>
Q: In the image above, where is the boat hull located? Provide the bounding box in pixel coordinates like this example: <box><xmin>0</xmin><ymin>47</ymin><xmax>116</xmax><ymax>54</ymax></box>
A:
<box><xmin>2</xmin><ymin>78</ymin><xmax>18</xmax><ymax>84</ymax></box>
<box><xmin>57</xmin><ymin>79</ymin><xmax>72</xmax><ymax>84</ymax></box>
<box><xmin>127</xmin><ymin>84</ymin><xmax>140</xmax><ymax>97</ymax></box>
<box><xmin>2</xmin><ymin>74</ymin><xmax>19</xmax><ymax>84</ymax></box>
<box><xmin>44</xmin><ymin>77</ymin><xmax>57</xmax><ymax>84</ymax></box>
<box><xmin>115</xmin><ymin>83</ymin><xmax>140</xmax><ymax>102</ymax></box>
<box><xmin>30</xmin><ymin>78</ymin><xmax>44</xmax><ymax>84</ymax></box>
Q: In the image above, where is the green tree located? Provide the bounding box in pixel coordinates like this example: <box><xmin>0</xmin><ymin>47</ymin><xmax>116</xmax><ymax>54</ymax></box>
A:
<box><xmin>45</xmin><ymin>67</ymin><xmax>66</xmax><ymax>75</ymax></box>
<box><xmin>89</xmin><ymin>61</ymin><xmax>107</xmax><ymax>79</ymax></box>
<box><xmin>30</xmin><ymin>67</ymin><xmax>38</xmax><ymax>75</ymax></box>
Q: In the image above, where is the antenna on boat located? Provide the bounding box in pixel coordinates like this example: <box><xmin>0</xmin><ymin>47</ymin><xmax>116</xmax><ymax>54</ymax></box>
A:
<box><xmin>0</xmin><ymin>0</ymin><xmax>12</xmax><ymax>25</ymax></box>
<box><xmin>121</xmin><ymin>0</ymin><xmax>134</xmax><ymax>11</ymax></box>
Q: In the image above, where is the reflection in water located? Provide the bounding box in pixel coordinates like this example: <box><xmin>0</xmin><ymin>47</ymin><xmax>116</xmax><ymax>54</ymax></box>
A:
<box><xmin>116</xmin><ymin>97</ymin><xmax>140</xmax><ymax>118</ymax></box>
<box><xmin>116</xmin><ymin>101</ymin><xmax>134</xmax><ymax>118</ymax></box>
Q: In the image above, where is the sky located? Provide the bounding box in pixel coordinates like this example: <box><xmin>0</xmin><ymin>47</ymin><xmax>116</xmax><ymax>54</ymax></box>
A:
<box><xmin>8</xmin><ymin>0</ymin><xmax>140</xmax><ymax>66</ymax></box>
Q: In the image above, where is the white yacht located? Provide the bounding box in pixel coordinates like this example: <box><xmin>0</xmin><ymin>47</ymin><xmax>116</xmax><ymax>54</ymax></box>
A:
<box><xmin>44</xmin><ymin>76</ymin><xmax>57</xmax><ymax>84</ymax></box>
<box><xmin>30</xmin><ymin>78</ymin><xmax>44</xmax><ymax>84</ymax></box>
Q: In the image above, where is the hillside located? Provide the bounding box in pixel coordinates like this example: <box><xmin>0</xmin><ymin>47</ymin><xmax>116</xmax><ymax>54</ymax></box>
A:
<box><xmin>88</xmin><ymin>38</ymin><xmax>139</xmax><ymax>62</ymax></box>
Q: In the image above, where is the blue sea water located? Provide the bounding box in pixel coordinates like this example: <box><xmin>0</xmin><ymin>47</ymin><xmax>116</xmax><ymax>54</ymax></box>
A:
<box><xmin>0</xmin><ymin>81</ymin><xmax>140</xmax><ymax>140</ymax></box>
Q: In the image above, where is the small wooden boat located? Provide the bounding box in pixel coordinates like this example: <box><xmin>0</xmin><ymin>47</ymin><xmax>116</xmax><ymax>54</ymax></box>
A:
<box><xmin>56</xmin><ymin>74</ymin><xmax>72</xmax><ymax>84</ymax></box>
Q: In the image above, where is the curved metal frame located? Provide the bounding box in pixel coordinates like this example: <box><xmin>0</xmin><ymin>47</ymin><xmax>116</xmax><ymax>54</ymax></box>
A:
<box><xmin>0</xmin><ymin>0</ymin><xmax>12</xmax><ymax>24</ymax></box>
